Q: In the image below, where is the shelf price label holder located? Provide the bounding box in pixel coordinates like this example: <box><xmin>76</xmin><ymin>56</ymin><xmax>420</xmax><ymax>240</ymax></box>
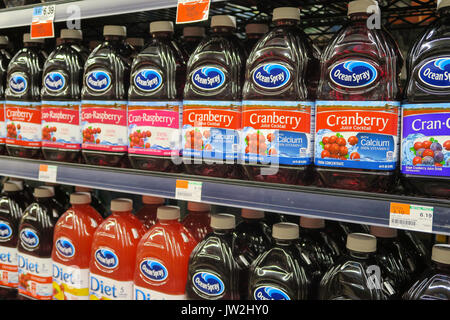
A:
<box><xmin>389</xmin><ymin>202</ymin><xmax>434</xmax><ymax>233</ymax></box>
<box><xmin>176</xmin><ymin>0</ymin><xmax>211</xmax><ymax>24</ymax></box>
<box><xmin>175</xmin><ymin>180</ymin><xmax>202</xmax><ymax>202</ymax></box>
<box><xmin>31</xmin><ymin>5</ymin><xmax>56</xmax><ymax>39</ymax></box>
<box><xmin>38</xmin><ymin>164</ymin><xmax>58</xmax><ymax>183</ymax></box>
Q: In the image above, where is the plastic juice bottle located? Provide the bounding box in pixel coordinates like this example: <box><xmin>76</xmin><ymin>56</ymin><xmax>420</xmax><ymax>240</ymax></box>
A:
<box><xmin>133</xmin><ymin>206</ymin><xmax>197</xmax><ymax>300</ymax></box>
<box><xmin>0</xmin><ymin>182</ymin><xmax>25</xmax><ymax>299</ymax></box>
<box><xmin>243</xmin><ymin>23</ymin><xmax>268</xmax><ymax>54</ymax></box>
<box><xmin>74</xmin><ymin>186</ymin><xmax>108</xmax><ymax>218</ymax></box>
<box><xmin>315</xmin><ymin>0</ymin><xmax>402</xmax><ymax>192</ymax></box>
<box><xmin>41</xmin><ymin>29</ymin><xmax>88</xmax><ymax>163</ymax></box>
<box><xmin>403</xmin><ymin>244</ymin><xmax>450</xmax><ymax>300</ymax></box>
<box><xmin>81</xmin><ymin>25</ymin><xmax>132</xmax><ymax>167</ymax></box>
<box><xmin>128</xmin><ymin>21</ymin><xmax>187</xmax><ymax>173</ymax></box>
<box><xmin>51</xmin><ymin>192</ymin><xmax>103</xmax><ymax>300</ymax></box>
<box><xmin>182</xmin><ymin>26</ymin><xmax>205</xmax><ymax>56</ymax></box>
<box><xmin>181</xmin><ymin>201</ymin><xmax>212</xmax><ymax>242</ymax></box>
<box><xmin>89</xmin><ymin>198</ymin><xmax>144</xmax><ymax>300</ymax></box>
<box><xmin>7</xmin><ymin>178</ymin><xmax>33</xmax><ymax>209</ymax></box>
<box><xmin>401</xmin><ymin>0</ymin><xmax>450</xmax><ymax>198</ymax></box>
<box><xmin>248</xmin><ymin>222</ymin><xmax>311</xmax><ymax>300</ymax></box>
<box><xmin>186</xmin><ymin>213</ymin><xmax>240</xmax><ymax>300</ymax></box>
<box><xmin>5</xmin><ymin>33</ymin><xmax>47</xmax><ymax>159</ymax></box>
<box><xmin>233</xmin><ymin>209</ymin><xmax>272</xmax><ymax>300</ymax></box>
<box><xmin>0</xmin><ymin>36</ymin><xmax>12</xmax><ymax>155</ymax></box>
<box><xmin>182</xmin><ymin>15</ymin><xmax>246</xmax><ymax>179</ymax></box>
<box><xmin>242</xmin><ymin>7</ymin><xmax>319</xmax><ymax>185</ymax></box>
<box><xmin>17</xmin><ymin>187</ymin><xmax>63</xmax><ymax>300</ymax></box>
<box><xmin>135</xmin><ymin>195</ymin><xmax>165</xmax><ymax>230</ymax></box>
<box><xmin>398</xmin><ymin>229</ymin><xmax>430</xmax><ymax>275</ymax></box>
<box><xmin>126</xmin><ymin>37</ymin><xmax>145</xmax><ymax>59</ymax></box>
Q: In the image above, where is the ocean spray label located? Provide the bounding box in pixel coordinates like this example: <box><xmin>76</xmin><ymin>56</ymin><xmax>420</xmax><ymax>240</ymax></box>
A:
<box><xmin>0</xmin><ymin>221</ymin><xmax>12</xmax><ymax>240</ymax></box>
<box><xmin>401</xmin><ymin>103</ymin><xmax>450</xmax><ymax>177</ymax></box>
<box><xmin>94</xmin><ymin>248</ymin><xmax>118</xmax><ymax>270</ymax></box>
<box><xmin>330</xmin><ymin>60</ymin><xmax>378</xmax><ymax>88</ymax></box>
<box><xmin>315</xmin><ymin>101</ymin><xmax>400</xmax><ymax>170</ymax></box>
<box><xmin>89</xmin><ymin>273</ymin><xmax>133</xmax><ymax>300</ymax></box>
<box><xmin>9</xmin><ymin>72</ymin><xmax>28</xmax><ymax>94</ymax></box>
<box><xmin>253</xmin><ymin>286</ymin><xmax>291</xmax><ymax>300</ymax></box>
<box><xmin>192</xmin><ymin>271</ymin><xmax>225</xmax><ymax>297</ymax></box>
<box><xmin>139</xmin><ymin>259</ymin><xmax>168</xmax><ymax>282</ymax></box>
<box><xmin>0</xmin><ymin>246</ymin><xmax>18</xmax><ymax>289</ymax></box>
<box><xmin>128</xmin><ymin>101</ymin><xmax>182</xmax><ymax>156</ymax></box>
<box><xmin>44</xmin><ymin>72</ymin><xmax>66</xmax><ymax>92</ymax></box>
<box><xmin>191</xmin><ymin>66</ymin><xmax>225</xmax><ymax>91</ymax></box>
<box><xmin>85</xmin><ymin>70</ymin><xmax>111</xmax><ymax>92</ymax></box>
<box><xmin>52</xmin><ymin>261</ymin><xmax>89</xmax><ymax>300</ymax></box>
<box><xmin>252</xmin><ymin>63</ymin><xmax>291</xmax><ymax>90</ymax></box>
<box><xmin>133</xmin><ymin>69</ymin><xmax>163</xmax><ymax>92</ymax></box>
<box><xmin>133</xmin><ymin>285</ymin><xmax>186</xmax><ymax>300</ymax></box>
<box><xmin>5</xmin><ymin>101</ymin><xmax>41</xmax><ymax>148</ymax></box>
<box><xmin>18</xmin><ymin>254</ymin><xmax>53</xmax><ymax>300</ymax></box>
<box><xmin>242</xmin><ymin>101</ymin><xmax>314</xmax><ymax>165</ymax></box>
<box><xmin>55</xmin><ymin>237</ymin><xmax>75</xmax><ymax>258</ymax></box>
<box><xmin>418</xmin><ymin>57</ymin><xmax>450</xmax><ymax>88</ymax></box>
<box><xmin>19</xmin><ymin>228</ymin><xmax>39</xmax><ymax>250</ymax></box>
<box><xmin>42</xmin><ymin>101</ymin><xmax>81</xmax><ymax>150</ymax></box>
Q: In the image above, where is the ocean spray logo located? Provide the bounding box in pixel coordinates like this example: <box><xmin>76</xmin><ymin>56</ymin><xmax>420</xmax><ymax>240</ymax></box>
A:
<box><xmin>134</xmin><ymin>69</ymin><xmax>162</xmax><ymax>92</ymax></box>
<box><xmin>95</xmin><ymin>248</ymin><xmax>118</xmax><ymax>269</ymax></box>
<box><xmin>44</xmin><ymin>72</ymin><xmax>66</xmax><ymax>92</ymax></box>
<box><xmin>0</xmin><ymin>222</ymin><xmax>12</xmax><ymax>240</ymax></box>
<box><xmin>140</xmin><ymin>259</ymin><xmax>168</xmax><ymax>282</ymax></box>
<box><xmin>330</xmin><ymin>60</ymin><xmax>377</xmax><ymax>88</ymax></box>
<box><xmin>55</xmin><ymin>237</ymin><xmax>75</xmax><ymax>258</ymax></box>
<box><xmin>20</xmin><ymin>228</ymin><xmax>39</xmax><ymax>249</ymax></box>
<box><xmin>86</xmin><ymin>70</ymin><xmax>111</xmax><ymax>92</ymax></box>
<box><xmin>252</xmin><ymin>63</ymin><xmax>290</xmax><ymax>90</ymax></box>
<box><xmin>192</xmin><ymin>272</ymin><xmax>225</xmax><ymax>296</ymax></box>
<box><xmin>9</xmin><ymin>73</ymin><xmax>27</xmax><ymax>94</ymax></box>
<box><xmin>192</xmin><ymin>66</ymin><xmax>225</xmax><ymax>91</ymax></box>
<box><xmin>418</xmin><ymin>57</ymin><xmax>450</xmax><ymax>88</ymax></box>
<box><xmin>254</xmin><ymin>286</ymin><xmax>291</xmax><ymax>300</ymax></box>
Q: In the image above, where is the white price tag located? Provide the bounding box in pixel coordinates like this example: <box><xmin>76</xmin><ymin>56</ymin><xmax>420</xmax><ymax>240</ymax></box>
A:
<box><xmin>389</xmin><ymin>202</ymin><xmax>433</xmax><ymax>233</ymax></box>
<box><xmin>38</xmin><ymin>164</ymin><xmax>58</xmax><ymax>183</ymax></box>
<box><xmin>175</xmin><ymin>180</ymin><xmax>202</xmax><ymax>202</ymax></box>
<box><xmin>31</xmin><ymin>5</ymin><xmax>56</xmax><ymax>39</ymax></box>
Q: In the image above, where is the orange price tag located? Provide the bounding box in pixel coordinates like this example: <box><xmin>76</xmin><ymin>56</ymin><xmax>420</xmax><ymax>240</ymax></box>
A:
<box><xmin>390</xmin><ymin>202</ymin><xmax>410</xmax><ymax>215</ymax></box>
<box><xmin>176</xmin><ymin>0</ymin><xmax>211</xmax><ymax>24</ymax></box>
<box><xmin>30</xmin><ymin>5</ymin><xmax>55</xmax><ymax>39</ymax></box>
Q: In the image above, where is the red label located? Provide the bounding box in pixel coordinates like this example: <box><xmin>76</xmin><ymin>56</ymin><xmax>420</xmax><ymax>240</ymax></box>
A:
<box><xmin>183</xmin><ymin>108</ymin><xmax>240</xmax><ymax>129</ymax></box>
<box><xmin>42</xmin><ymin>106</ymin><xmax>79</xmax><ymax>125</ymax></box>
<box><xmin>5</xmin><ymin>103</ymin><xmax>41</xmax><ymax>147</ymax></box>
<box><xmin>5</xmin><ymin>106</ymin><xmax>41</xmax><ymax>124</ymax></box>
<box><xmin>243</xmin><ymin>109</ymin><xmax>310</xmax><ymax>132</ymax></box>
<box><xmin>81</xmin><ymin>107</ymin><xmax>126</xmax><ymax>126</ymax></box>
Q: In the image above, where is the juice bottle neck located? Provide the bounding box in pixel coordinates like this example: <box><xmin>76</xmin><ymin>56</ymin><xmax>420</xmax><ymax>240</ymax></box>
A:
<box><xmin>111</xmin><ymin>210</ymin><xmax>131</xmax><ymax>216</ymax></box>
<box><xmin>347</xmin><ymin>249</ymin><xmax>374</xmax><ymax>260</ymax></box>
<box><xmin>24</xmin><ymin>42</ymin><xmax>43</xmax><ymax>49</ymax></box>
<box><xmin>71</xmin><ymin>203</ymin><xmax>92</xmax><ymax>211</ymax></box>
<box><xmin>158</xmin><ymin>218</ymin><xmax>178</xmax><ymax>225</ymax></box>
<box><xmin>439</xmin><ymin>7</ymin><xmax>450</xmax><ymax>18</ymax></box>
<box><xmin>60</xmin><ymin>38</ymin><xmax>82</xmax><ymax>45</ymax></box>
<box><xmin>433</xmin><ymin>261</ymin><xmax>450</xmax><ymax>273</ymax></box>
<box><xmin>104</xmin><ymin>35</ymin><xmax>126</xmax><ymax>44</ymax></box>
<box><xmin>246</xmin><ymin>34</ymin><xmax>263</xmax><ymax>40</ymax></box>
<box><xmin>274</xmin><ymin>238</ymin><xmax>295</xmax><ymax>246</ymax></box>
<box><xmin>213</xmin><ymin>228</ymin><xmax>234</xmax><ymax>236</ymax></box>
<box><xmin>349</xmin><ymin>13</ymin><xmax>371</xmax><ymax>25</ymax></box>
<box><xmin>151</xmin><ymin>31</ymin><xmax>173</xmax><ymax>39</ymax></box>
<box><xmin>274</xmin><ymin>19</ymin><xmax>298</xmax><ymax>27</ymax></box>
<box><xmin>211</xmin><ymin>26</ymin><xmax>235</xmax><ymax>35</ymax></box>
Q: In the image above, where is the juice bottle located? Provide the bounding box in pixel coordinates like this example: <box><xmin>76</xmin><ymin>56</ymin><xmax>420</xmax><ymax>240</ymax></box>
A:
<box><xmin>242</xmin><ymin>7</ymin><xmax>319</xmax><ymax>185</ymax></box>
<box><xmin>0</xmin><ymin>36</ymin><xmax>12</xmax><ymax>155</ymax></box>
<box><xmin>182</xmin><ymin>26</ymin><xmax>205</xmax><ymax>56</ymax></box>
<box><xmin>133</xmin><ymin>206</ymin><xmax>197</xmax><ymax>300</ymax></box>
<box><xmin>315</xmin><ymin>0</ymin><xmax>402</xmax><ymax>192</ymax></box>
<box><xmin>128</xmin><ymin>21</ymin><xmax>187</xmax><ymax>173</ymax></box>
<box><xmin>186</xmin><ymin>213</ymin><xmax>240</xmax><ymax>300</ymax></box>
<box><xmin>398</xmin><ymin>229</ymin><xmax>430</xmax><ymax>275</ymax></box>
<box><xmin>182</xmin><ymin>15</ymin><xmax>246</xmax><ymax>179</ymax></box>
<box><xmin>5</xmin><ymin>33</ymin><xmax>47</xmax><ymax>159</ymax></box>
<box><xmin>401</xmin><ymin>0</ymin><xmax>450</xmax><ymax>198</ymax></box>
<box><xmin>248</xmin><ymin>222</ymin><xmax>311</xmax><ymax>300</ymax></box>
<box><xmin>89</xmin><ymin>198</ymin><xmax>144</xmax><ymax>300</ymax></box>
<box><xmin>81</xmin><ymin>25</ymin><xmax>132</xmax><ymax>167</ymax></box>
<box><xmin>135</xmin><ymin>195</ymin><xmax>165</xmax><ymax>230</ymax></box>
<box><xmin>181</xmin><ymin>201</ymin><xmax>212</xmax><ymax>242</ymax></box>
<box><xmin>17</xmin><ymin>187</ymin><xmax>63</xmax><ymax>300</ymax></box>
<box><xmin>51</xmin><ymin>192</ymin><xmax>103</xmax><ymax>300</ymax></box>
<box><xmin>127</xmin><ymin>37</ymin><xmax>145</xmax><ymax>59</ymax></box>
<box><xmin>41</xmin><ymin>29</ymin><xmax>88</xmax><ymax>163</ymax></box>
<box><xmin>7</xmin><ymin>178</ymin><xmax>33</xmax><ymax>208</ymax></box>
<box><xmin>74</xmin><ymin>186</ymin><xmax>108</xmax><ymax>218</ymax></box>
<box><xmin>243</xmin><ymin>23</ymin><xmax>268</xmax><ymax>54</ymax></box>
<box><xmin>0</xmin><ymin>182</ymin><xmax>25</xmax><ymax>299</ymax></box>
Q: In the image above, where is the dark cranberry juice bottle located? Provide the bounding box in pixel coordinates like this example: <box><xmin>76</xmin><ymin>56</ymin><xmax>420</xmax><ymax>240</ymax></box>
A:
<box><xmin>182</xmin><ymin>15</ymin><xmax>246</xmax><ymax>179</ymax></box>
<box><xmin>135</xmin><ymin>195</ymin><xmax>165</xmax><ymax>230</ymax></box>
<box><xmin>126</xmin><ymin>37</ymin><xmax>145</xmax><ymax>60</ymax></box>
<box><xmin>400</xmin><ymin>0</ymin><xmax>450</xmax><ymax>198</ymax></box>
<box><xmin>81</xmin><ymin>25</ymin><xmax>132</xmax><ymax>167</ymax></box>
<box><xmin>182</xmin><ymin>27</ymin><xmax>205</xmax><ymax>56</ymax></box>
<box><xmin>5</xmin><ymin>34</ymin><xmax>47</xmax><ymax>159</ymax></box>
<box><xmin>41</xmin><ymin>29</ymin><xmax>88</xmax><ymax>163</ymax></box>
<box><xmin>243</xmin><ymin>23</ymin><xmax>268</xmax><ymax>54</ymax></box>
<box><xmin>128</xmin><ymin>21</ymin><xmax>187</xmax><ymax>173</ymax></box>
<box><xmin>315</xmin><ymin>0</ymin><xmax>402</xmax><ymax>192</ymax></box>
<box><xmin>0</xmin><ymin>36</ymin><xmax>12</xmax><ymax>155</ymax></box>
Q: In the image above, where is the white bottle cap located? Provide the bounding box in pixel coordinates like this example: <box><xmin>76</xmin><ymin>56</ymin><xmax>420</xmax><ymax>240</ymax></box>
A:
<box><xmin>241</xmin><ymin>208</ymin><xmax>264</xmax><ymax>219</ymax></box>
<box><xmin>0</xmin><ymin>36</ymin><xmax>9</xmax><ymax>45</ymax></box>
<box><xmin>157</xmin><ymin>206</ymin><xmax>180</xmax><ymax>220</ymax></box>
<box><xmin>370</xmin><ymin>226</ymin><xmax>397</xmax><ymax>238</ymax></box>
<box><xmin>438</xmin><ymin>0</ymin><xmax>450</xmax><ymax>10</ymax></box>
<box><xmin>346</xmin><ymin>233</ymin><xmax>377</xmax><ymax>253</ymax></box>
<box><xmin>70</xmin><ymin>192</ymin><xmax>91</xmax><ymax>205</ymax></box>
<box><xmin>300</xmin><ymin>216</ymin><xmax>325</xmax><ymax>229</ymax></box>
<box><xmin>211</xmin><ymin>213</ymin><xmax>235</xmax><ymax>229</ymax></box>
<box><xmin>23</xmin><ymin>33</ymin><xmax>45</xmax><ymax>43</ymax></box>
<box><xmin>211</xmin><ymin>15</ymin><xmax>236</xmax><ymax>29</ymax></box>
<box><xmin>127</xmin><ymin>37</ymin><xmax>144</xmax><ymax>47</ymax></box>
<box><xmin>60</xmin><ymin>29</ymin><xmax>83</xmax><ymax>40</ymax></box>
<box><xmin>245</xmin><ymin>23</ymin><xmax>269</xmax><ymax>34</ymax></box>
<box><xmin>348</xmin><ymin>0</ymin><xmax>378</xmax><ymax>16</ymax></box>
<box><xmin>431</xmin><ymin>244</ymin><xmax>450</xmax><ymax>265</ymax></box>
<box><xmin>103</xmin><ymin>25</ymin><xmax>127</xmax><ymax>37</ymax></box>
<box><xmin>188</xmin><ymin>201</ymin><xmax>211</xmax><ymax>212</ymax></box>
<box><xmin>111</xmin><ymin>198</ymin><xmax>132</xmax><ymax>212</ymax></box>
<box><xmin>142</xmin><ymin>195</ymin><xmax>164</xmax><ymax>205</ymax></box>
<box><xmin>272</xmin><ymin>7</ymin><xmax>301</xmax><ymax>21</ymax></box>
<box><xmin>272</xmin><ymin>222</ymin><xmax>299</xmax><ymax>240</ymax></box>
<box><xmin>150</xmin><ymin>21</ymin><xmax>174</xmax><ymax>33</ymax></box>
<box><xmin>3</xmin><ymin>182</ymin><xmax>20</xmax><ymax>192</ymax></box>
<box><xmin>183</xmin><ymin>26</ymin><xmax>205</xmax><ymax>37</ymax></box>
<box><xmin>34</xmin><ymin>187</ymin><xmax>54</xmax><ymax>198</ymax></box>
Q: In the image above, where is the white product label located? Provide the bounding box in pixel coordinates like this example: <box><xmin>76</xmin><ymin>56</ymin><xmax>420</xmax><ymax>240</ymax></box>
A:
<box><xmin>133</xmin><ymin>284</ymin><xmax>186</xmax><ymax>300</ymax></box>
<box><xmin>389</xmin><ymin>203</ymin><xmax>434</xmax><ymax>232</ymax></box>
<box><xmin>0</xmin><ymin>246</ymin><xmax>18</xmax><ymax>288</ymax></box>
<box><xmin>52</xmin><ymin>261</ymin><xmax>89</xmax><ymax>300</ymax></box>
<box><xmin>18</xmin><ymin>254</ymin><xmax>53</xmax><ymax>300</ymax></box>
<box><xmin>89</xmin><ymin>273</ymin><xmax>133</xmax><ymax>300</ymax></box>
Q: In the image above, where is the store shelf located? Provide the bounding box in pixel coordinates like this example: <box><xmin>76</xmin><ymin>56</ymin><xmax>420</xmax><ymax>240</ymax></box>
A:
<box><xmin>0</xmin><ymin>155</ymin><xmax>448</xmax><ymax>235</ymax></box>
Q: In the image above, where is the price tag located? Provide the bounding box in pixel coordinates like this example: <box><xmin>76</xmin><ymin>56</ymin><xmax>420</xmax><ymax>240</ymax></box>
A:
<box><xmin>389</xmin><ymin>202</ymin><xmax>433</xmax><ymax>232</ymax></box>
<box><xmin>175</xmin><ymin>180</ymin><xmax>202</xmax><ymax>202</ymax></box>
<box><xmin>38</xmin><ymin>164</ymin><xmax>58</xmax><ymax>183</ymax></box>
<box><xmin>176</xmin><ymin>0</ymin><xmax>211</xmax><ymax>24</ymax></box>
<box><xmin>31</xmin><ymin>5</ymin><xmax>56</xmax><ymax>39</ymax></box>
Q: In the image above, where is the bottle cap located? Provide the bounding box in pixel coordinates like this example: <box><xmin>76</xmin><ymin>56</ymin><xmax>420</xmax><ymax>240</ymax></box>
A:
<box><xmin>75</xmin><ymin>186</ymin><xmax>92</xmax><ymax>192</ymax></box>
<box><xmin>3</xmin><ymin>182</ymin><xmax>20</xmax><ymax>192</ymax></box>
<box><xmin>23</xmin><ymin>33</ymin><xmax>45</xmax><ymax>43</ymax></box>
<box><xmin>183</xmin><ymin>26</ymin><xmax>205</xmax><ymax>37</ymax></box>
<box><xmin>103</xmin><ymin>25</ymin><xmax>127</xmax><ymax>37</ymax></box>
<box><xmin>272</xmin><ymin>7</ymin><xmax>301</xmax><ymax>21</ymax></box>
<box><xmin>150</xmin><ymin>21</ymin><xmax>174</xmax><ymax>33</ymax></box>
<box><xmin>272</xmin><ymin>222</ymin><xmax>299</xmax><ymax>240</ymax></box>
<box><xmin>211</xmin><ymin>15</ymin><xmax>236</xmax><ymax>29</ymax></box>
<box><xmin>142</xmin><ymin>195</ymin><xmax>164</xmax><ymax>205</ymax></box>
<box><xmin>300</xmin><ymin>216</ymin><xmax>325</xmax><ymax>229</ymax></box>
<box><xmin>34</xmin><ymin>187</ymin><xmax>54</xmax><ymax>198</ymax></box>
<box><xmin>346</xmin><ymin>233</ymin><xmax>377</xmax><ymax>253</ymax></box>
<box><xmin>127</xmin><ymin>37</ymin><xmax>144</xmax><ymax>47</ymax></box>
<box><xmin>241</xmin><ymin>208</ymin><xmax>264</xmax><ymax>219</ymax></box>
<box><xmin>70</xmin><ymin>192</ymin><xmax>91</xmax><ymax>205</ymax></box>
<box><xmin>245</xmin><ymin>23</ymin><xmax>269</xmax><ymax>34</ymax></box>
<box><xmin>438</xmin><ymin>0</ymin><xmax>450</xmax><ymax>10</ymax></box>
<box><xmin>210</xmin><ymin>213</ymin><xmax>235</xmax><ymax>229</ymax></box>
<box><xmin>8</xmin><ymin>178</ymin><xmax>23</xmax><ymax>190</ymax></box>
<box><xmin>370</xmin><ymin>225</ymin><xmax>397</xmax><ymax>238</ymax></box>
<box><xmin>348</xmin><ymin>0</ymin><xmax>378</xmax><ymax>16</ymax></box>
<box><xmin>111</xmin><ymin>198</ymin><xmax>132</xmax><ymax>212</ymax></box>
<box><xmin>188</xmin><ymin>201</ymin><xmax>211</xmax><ymax>212</ymax></box>
<box><xmin>0</xmin><ymin>36</ymin><xmax>9</xmax><ymax>45</ymax></box>
<box><xmin>431</xmin><ymin>244</ymin><xmax>450</xmax><ymax>265</ymax></box>
<box><xmin>157</xmin><ymin>206</ymin><xmax>180</xmax><ymax>220</ymax></box>
<box><xmin>60</xmin><ymin>29</ymin><xmax>83</xmax><ymax>40</ymax></box>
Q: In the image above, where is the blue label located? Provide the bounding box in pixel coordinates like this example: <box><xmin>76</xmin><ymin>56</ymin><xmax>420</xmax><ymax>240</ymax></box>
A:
<box><xmin>95</xmin><ymin>248</ymin><xmax>118</xmax><ymax>269</ymax></box>
<box><xmin>192</xmin><ymin>272</ymin><xmax>225</xmax><ymax>296</ymax></box>
<box><xmin>20</xmin><ymin>228</ymin><xmax>39</xmax><ymax>248</ymax></box>
<box><xmin>140</xmin><ymin>260</ymin><xmax>168</xmax><ymax>282</ymax></box>
<box><xmin>191</xmin><ymin>66</ymin><xmax>225</xmax><ymax>91</ymax></box>
<box><xmin>252</xmin><ymin>63</ymin><xmax>290</xmax><ymax>90</ymax></box>
<box><xmin>55</xmin><ymin>237</ymin><xmax>75</xmax><ymax>258</ymax></box>
<box><xmin>9</xmin><ymin>73</ymin><xmax>27</xmax><ymax>94</ymax></box>
<box><xmin>330</xmin><ymin>60</ymin><xmax>378</xmax><ymax>88</ymax></box>
<box><xmin>254</xmin><ymin>286</ymin><xmax>291</xmax><ymax>300</ymax></box>
<box><xmin>86</xmin><ymin>70</ymin><xmax>111</xmax><ymax>92</ymax></box>
<box><xmin>134</xmin><ymin>69</ymin><xmax>163</xmax><ymax>92</ymax></box>
<box><xmin>418</xmin><ymin>57</ymin><xmax>450</xmax><ymax>88</ymax></box>
<box><xmin>44</xmin><ymin>72</ymin><xmax>66</xmax><ymax>92</ymax></box>
<box><xmin>0</xmin><ymin>222</ymin><xmax>12</xmax><ymax>240</ymax></box>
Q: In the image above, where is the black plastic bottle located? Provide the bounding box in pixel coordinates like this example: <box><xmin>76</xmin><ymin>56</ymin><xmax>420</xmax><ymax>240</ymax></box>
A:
<box><xmin>182</xmin><ymin>26</ymin><xmax>205</xmax><ymax>56</ymax></box>
<box><xmin>398</xmin><ymin>229</ymin><xmax>430</xmax><ymax>275</ymax></box>
<box><xmin>0</xmin><ymin>36</ymin><xmax>12</xmax><ymax>155</ymax></box>
<box><xmin>243</xmin><ymin>23</ymin><xmax>268</xmax><ymax>54</ymax></box>
<box><xmin>7</xmin><ymin>178</ymin><xmax>33</xmax><ymax>209</ymax></box>
<box><xmin>325</xmin><ymin>220</ymin><xmax>369</xmax><ymax>253</ymax></box>
<box><xmin>126</xmin><ymin>37</ymin><xmax>145</xmax><ymax>59</ymax></box>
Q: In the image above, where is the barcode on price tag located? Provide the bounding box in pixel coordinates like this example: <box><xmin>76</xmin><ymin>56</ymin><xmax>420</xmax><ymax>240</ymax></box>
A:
<box><xmin>38</xmin><ymin>164</ymin><xmax>57</xmax><ymax>183</ymax></box>
<box><xmin>389</xmin><ymin>202</ymin><xmax>433</xmax><ymax>232</ymax></box>
<box><xmin>175</xmin><ymin>180</ymin><xmax>202</xmax><ymax>202</ymax></box>
<box><xmin>31</xmin><ymin>5</ymin><xmax>56</xmax><ymax>39</ymax></box>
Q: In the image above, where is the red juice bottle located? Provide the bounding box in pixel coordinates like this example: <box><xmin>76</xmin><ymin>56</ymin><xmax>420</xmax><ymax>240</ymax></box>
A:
<box><xmin>315</xmin><ymin>0</ymin><xmax>402</xmax><ymax>192</ymax></box>
<box><xmin>181</xmin><ymin>201</ymin><xmax>212</xmax><ymax>242</ymax></box>
<box><xmin>135</xmin><ymin>195</ymin><xmax>165</xmax><ymax>230</ymax></box>
<box><xmin>0</xmin><ymin>36</ymin><xmax>12</xmax><ymax>155</ymax></box>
